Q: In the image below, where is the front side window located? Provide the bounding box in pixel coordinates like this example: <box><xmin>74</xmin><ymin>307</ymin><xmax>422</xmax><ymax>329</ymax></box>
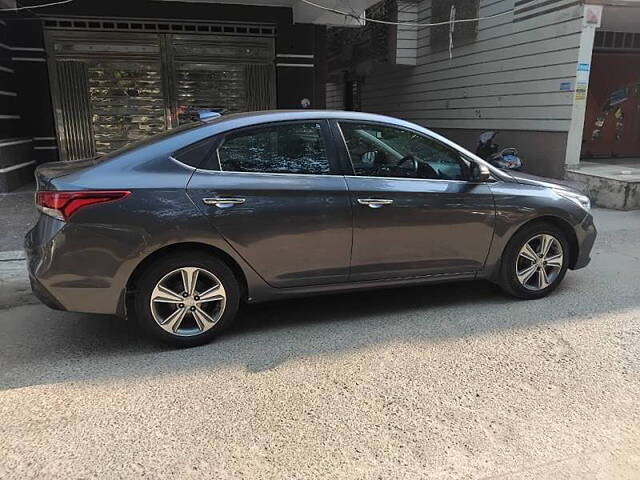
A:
<box><xmin>217</xmin><ymin>122</ymin><xmax>331</xmax><ymax>175</ymax></box>
<box><xmin>339</xmin><ymin>122</ymin><xmax>470</xmax><ymax>181</ymax></box>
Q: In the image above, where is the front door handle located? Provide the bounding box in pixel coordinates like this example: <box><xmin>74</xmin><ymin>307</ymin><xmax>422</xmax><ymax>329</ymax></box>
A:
<box><xmin>357</xmin><ymin>198</ymin><xmax>394</xmax><ymax>208</ymax></box>
<box><xmin>203</xmin><ymin>197</ymin><xmax>246</xmax><ymax>208</ymax></box>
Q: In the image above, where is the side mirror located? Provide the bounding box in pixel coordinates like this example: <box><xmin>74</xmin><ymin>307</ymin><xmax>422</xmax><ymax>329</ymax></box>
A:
<box><xmin>470</xmin><ymin>162</ymin><xmax>491</xmax><ymax>182</ymax></box>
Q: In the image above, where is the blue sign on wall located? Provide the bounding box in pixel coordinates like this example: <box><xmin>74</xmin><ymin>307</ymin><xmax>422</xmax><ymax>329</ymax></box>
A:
<box><xmin>577</xmin><ymin>63</ymin><xmax>590</xmax><ymax>72</ymax></box>
<box><xmin>560</xmin><ymin>82</ymin><xmax>572</xmax><ymax>91</ymax></box>
<box><xmin>609</xmin><ymin>88</ymin><xmax>629</xmax><ymax>106</ymax></box>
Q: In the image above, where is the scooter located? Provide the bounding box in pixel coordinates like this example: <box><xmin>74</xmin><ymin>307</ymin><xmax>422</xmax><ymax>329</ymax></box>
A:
<box><xmin>476</xmin><ymin>131</ymin><xmax>522</xmax><ymax>171</ymax></box>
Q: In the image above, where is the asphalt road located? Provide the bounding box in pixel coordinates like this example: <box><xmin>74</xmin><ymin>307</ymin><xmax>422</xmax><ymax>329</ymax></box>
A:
<box><xmin>1</xmin><ymin>208</ymin><xmax>640</xmax><ymax>479</ymax></box>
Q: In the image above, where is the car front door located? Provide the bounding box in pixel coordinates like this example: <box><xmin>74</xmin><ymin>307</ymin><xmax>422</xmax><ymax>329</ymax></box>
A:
<box><xmin>334</xmin><ymin>120</ymin><xmax>495</xmax><ymax>282</ymax></box>
<box><xmin>187</xmin><ymin>120</ymin><xmax>352</xmax><ymax>288</ymax></box>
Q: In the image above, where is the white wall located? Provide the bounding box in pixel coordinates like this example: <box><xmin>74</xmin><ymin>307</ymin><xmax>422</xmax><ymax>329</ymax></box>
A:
<box><xmin>395</xmin><ymin>0</ymin><xmax>419</xmax><ymax>65</ymax></box>
<box><xmin>361</xmin><ymin>0</ymin><xmax>586</xmax><ymax>134</ymax></box>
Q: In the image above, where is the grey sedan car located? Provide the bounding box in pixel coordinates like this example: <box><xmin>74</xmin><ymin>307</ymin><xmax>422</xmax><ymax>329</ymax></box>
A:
<box><xmin>25</xmin><ymin>110</ymin><xmax>596</xmax><ymax>347</ymax></box>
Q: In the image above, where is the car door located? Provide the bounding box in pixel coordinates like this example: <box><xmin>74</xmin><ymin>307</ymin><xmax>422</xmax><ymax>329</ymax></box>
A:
<box><xmin>334</xmin><ymin>120</ymin><xmax>495</xmax><ymax>282</ymax></box>
<box><xmin>187</xmin><ymin>120</ymin><xmax>352</xmax><ymax>288</ymax></box>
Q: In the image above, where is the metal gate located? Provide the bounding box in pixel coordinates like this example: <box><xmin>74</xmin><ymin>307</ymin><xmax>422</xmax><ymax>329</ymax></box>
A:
<box><xmin>45</xmin><ymin>24</ymin><xmax>276</xmax><ymax>160</ymax></box>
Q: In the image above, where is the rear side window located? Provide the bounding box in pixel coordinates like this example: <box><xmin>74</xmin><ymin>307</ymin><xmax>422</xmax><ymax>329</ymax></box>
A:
<box><xmin>173</xmin><ymin>138</ymin><xmax>217</xmax><ymax>168</ymax></box>
<box><xmin>217</xmin><ymin>122</ymin><xmax>331</xmax><ymax>175</ymax></box>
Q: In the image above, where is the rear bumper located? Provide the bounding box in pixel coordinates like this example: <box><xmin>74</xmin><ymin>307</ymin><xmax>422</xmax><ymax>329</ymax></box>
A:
<box><xmin>25</xmin><ymin>215</ymin><xmax>66</xmax><ymax>310</ymax></box>
<box><xmin>28</xmin><ymin>273</ymin><xmax>66</xmax><ymax>311</ymax></box>
<box><xmin>572</xmin><ymin>213</ymin><xmax>597</xmax><ymax>270</ymax></box>
<box><xmin>24</xmin><ymin>215</ymin><xmax>132</xmax><ymax>315</ymax></box>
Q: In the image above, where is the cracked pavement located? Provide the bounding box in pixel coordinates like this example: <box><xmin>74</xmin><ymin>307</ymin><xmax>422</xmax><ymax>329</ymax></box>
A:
<box><xmin>0</xmin><ymin>208</ymin><xmax>639</xmax><ymax>479</ymax></box>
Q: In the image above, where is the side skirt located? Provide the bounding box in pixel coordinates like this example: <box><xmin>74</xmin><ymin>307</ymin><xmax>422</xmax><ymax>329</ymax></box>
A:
<box><xmin>247</xmin><ymin>271</ymin><xmax>480</xmax><ymax>303</ymax></box>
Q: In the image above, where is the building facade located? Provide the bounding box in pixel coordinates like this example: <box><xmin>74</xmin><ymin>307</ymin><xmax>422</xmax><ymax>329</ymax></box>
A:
<box><xmin>2</xmin><ymin>0</ymin><xmax>639</xmax><ymax>206</ymax></box>
<box><xmin>328</xmin><ymin>0</ymin><xmax>640</xmax><ymax>190</ymax></box>
<box><xmin>0</xmin><ymin>0</ymin><xmax>380</xmax><ymax>191</ymax></box>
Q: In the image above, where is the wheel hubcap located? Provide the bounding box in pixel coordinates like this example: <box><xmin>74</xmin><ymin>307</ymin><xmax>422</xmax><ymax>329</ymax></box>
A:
<box><xmin>150</xmin><ymin>267</ymin><xmax>226</xmax><ymax>337</ymax></box>
<box><xmin>516</xmin><ymin>234</ymin><xmax>564</xmax><ymax>291</ymax></box>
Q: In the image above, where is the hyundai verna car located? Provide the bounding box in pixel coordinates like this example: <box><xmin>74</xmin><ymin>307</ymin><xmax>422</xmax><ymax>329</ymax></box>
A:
<box><xmin>25</xmin><ymin>111</ymin><xmax>596</xmax><ymax>347</ymax></box>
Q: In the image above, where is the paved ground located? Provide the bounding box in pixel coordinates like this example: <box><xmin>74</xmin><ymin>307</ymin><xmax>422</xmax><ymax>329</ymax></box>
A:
<box><xmin>1</xmin><ymin>208</ymin><xmax>639</xmax><ymax>479</ymax></box>
<box><xmin>0</xmin><ymin>183</ymin><xmax>37</xmax><ymax>251</ymax></box>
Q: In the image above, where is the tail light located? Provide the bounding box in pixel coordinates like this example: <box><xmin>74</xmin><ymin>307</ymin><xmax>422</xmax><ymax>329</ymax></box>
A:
<box><xmin>36</xmin><ymin>190</ymin><xmax>131</xmax><ymax>222</ymax></box>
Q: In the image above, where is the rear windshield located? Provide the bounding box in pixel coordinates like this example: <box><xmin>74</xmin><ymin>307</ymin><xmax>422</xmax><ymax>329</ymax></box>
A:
<box><xmin>93</xmin><ymin>121</ymin><xmax>207</xmax><ymax>163</ymax></box>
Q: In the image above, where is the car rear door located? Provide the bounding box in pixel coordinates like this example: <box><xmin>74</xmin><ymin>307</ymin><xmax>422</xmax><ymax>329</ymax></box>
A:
<box><xmin>333</xmin><ymin>120</ymin><xmax>495</xmax><ymax>282</ymax></box>
<box><xmin>186</xmin><ymin>120</ymin><xmax>353</xmax><ymax>288</ymax></box>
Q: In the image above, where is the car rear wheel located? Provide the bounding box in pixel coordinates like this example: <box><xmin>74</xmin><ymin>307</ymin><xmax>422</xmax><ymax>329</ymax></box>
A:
<box><xmin>134</xmin><ymin>253</ymin><xmax>240</xmax><ymax>347</ymax></box>
<box><xmin>499</xmin><ymin>222</ymin><xmax>570</xmax><ymax>299</ymax></box>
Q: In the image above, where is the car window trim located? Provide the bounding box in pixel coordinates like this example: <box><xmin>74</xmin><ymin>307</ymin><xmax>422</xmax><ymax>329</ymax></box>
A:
<box><xmin>327</xmin><ymin>118</ymin><xmax>356</xmax><ymax>176</ymax></box>
<box><xmin>193</xmin><ymin>169</ymin><xmax>348</xmax><ymax>180</ymax></box>
<box><xmin>212</xmin><ymin>119</ymin><xmax>342</xmax><ymax>176</ymax></box>
<box><xmin>171</xmin><ymin>135</ymin><xmax>221</xmax><ymax>170</ymax></box>
<box><xmin>168</xmin><ymin>154</ymin><xmax>197</xmax><ymax>171</ymax></box>
<box><xmin>333</xmin><ymin>119</ymin><xmax>473</xmax><ymax>182</ymax></box>
<box><xmin>343</xmin><ymin>174</ymin><xmax>487</xmax><ymax>184</ymax></box>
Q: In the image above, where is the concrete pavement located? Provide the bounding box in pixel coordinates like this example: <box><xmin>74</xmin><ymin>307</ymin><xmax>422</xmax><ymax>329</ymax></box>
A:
<box><xmin>1</xmin><ymin>208</ymin><xmax>639</xmax><ymax>479</ymax></box>
<box><xmin>0</xmin><ymin>183</ymin><xmax>37</xmax><ymax>252</ymax></box>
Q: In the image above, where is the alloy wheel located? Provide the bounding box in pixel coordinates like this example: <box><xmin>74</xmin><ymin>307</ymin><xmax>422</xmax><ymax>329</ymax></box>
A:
<box><xmin>515</xmin><ymin>234</ymin><xmax>564</xmax><ymax>291</ymax></box>
<box><xmin>149</xmin><ymin>266</ymin><xmax>226</xmax><ymax>337</ymax></box>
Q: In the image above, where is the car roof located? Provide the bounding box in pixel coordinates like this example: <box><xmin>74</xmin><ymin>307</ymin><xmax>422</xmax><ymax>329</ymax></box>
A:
<box><xmin>203</xmin><ymin>109</ymin><xmax>417</xmax><ymax>131</ymax></box>
<box><xmin>86</xmin><ymin>108</ymin><xmax>508</xmax><ymax>184</ymax></box>
<box><xmin>197</xmin><ymin>110</ymin><xmax>509</xmax><ymax>180</ymax></box>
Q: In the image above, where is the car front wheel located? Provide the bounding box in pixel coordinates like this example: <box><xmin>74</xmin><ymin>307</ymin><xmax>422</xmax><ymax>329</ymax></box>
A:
<box><xmin>499</xmin><ymin>222</ymin><xmax>570</xmax><ymax>299</ymax></box>
<box><xmin>134</xmin><ymin>253</ymin><xmax>240</xmax><ymax>347</ymax></box>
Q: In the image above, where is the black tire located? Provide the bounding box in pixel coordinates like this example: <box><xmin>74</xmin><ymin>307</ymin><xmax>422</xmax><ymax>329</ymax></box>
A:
<box><xmin>133</xmin><ymin>252</ymin><xmax>240</xmax><ymax>347</ymax></box>
<box><xmin>499</xmin><ymin>221</ymin><xmax>570</xmax><ymax>299</ymax></box>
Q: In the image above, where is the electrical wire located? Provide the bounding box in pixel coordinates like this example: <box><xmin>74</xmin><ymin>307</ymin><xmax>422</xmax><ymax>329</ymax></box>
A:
<box><xmin>299</xmin><ymin>0</ymin><xmax>513</xmax><ymax>28</ymax></box>
<box><xmin>0</xmin><ymin>0</ymin><xmax>74</xmax><ymax>12</ymax></box>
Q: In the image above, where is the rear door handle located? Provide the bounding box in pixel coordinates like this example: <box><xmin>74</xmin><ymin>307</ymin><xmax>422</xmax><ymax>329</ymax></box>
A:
<box><xmin>203</xmin><ymin>197</ymin><xmax>246</xmax><ymax>208</ymax></box>
<box><xmin>357</xmin><ymin>198</ymin><xmax>394</xmax><ymax>208</ymax></box>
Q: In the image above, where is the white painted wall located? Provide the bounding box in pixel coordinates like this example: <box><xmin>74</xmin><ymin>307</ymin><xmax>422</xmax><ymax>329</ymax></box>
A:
<box><xmin>395</xmin><ymin>0</ymin><xmax>419</xmax><ymax>65</ymax></box>
<box><xmin>360</xmin><ymin>0</ymin><xmax>587</xmax><ymax>134</ymax></box>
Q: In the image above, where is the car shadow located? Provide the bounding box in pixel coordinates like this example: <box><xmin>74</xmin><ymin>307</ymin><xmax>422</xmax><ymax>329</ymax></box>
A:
<box><xmin>1</xmin><ymin>260</ymin><xmax>638</xmax><ymax>391</ymax></box>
